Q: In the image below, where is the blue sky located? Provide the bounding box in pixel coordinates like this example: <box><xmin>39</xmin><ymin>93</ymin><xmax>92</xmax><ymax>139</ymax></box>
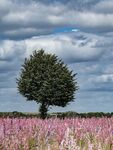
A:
<box><xmin>0</xmin><ymin>0</ymin><xmax>113</xmax><ymax>113</ymax></box>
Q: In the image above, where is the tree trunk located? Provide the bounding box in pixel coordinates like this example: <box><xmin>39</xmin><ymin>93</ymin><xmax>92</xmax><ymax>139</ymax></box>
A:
<box><xmin>39</xmin><ymin>102</ymin><xmax>48</xmax><ymax>119</ymax></box>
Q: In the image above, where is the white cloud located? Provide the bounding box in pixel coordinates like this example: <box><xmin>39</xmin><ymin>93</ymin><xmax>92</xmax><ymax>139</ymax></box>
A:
<box><xmin>0</xmin><ymin>0</ymin><xmax>113</xmax><ymax>39</ymax></box>
<box><xmin>0</xmin><ymin>31</ymin><xmax>104</xmax><ymax>63</ymax></box>
<box><xmin>73</xmin><ymin>12</ymin><xmax>113</xmax><ymax>28</ymax></box>
<box><xmin>89</xmin><ymin>74</ymin><xmax>113</xmax><ymax>86</ymax></box>
<box><xmin>91</xmin><ymin>74</ymin><xmax>113</xmax><ymax>83</ymax></box>
<box><xmin>25</xmin><ymin>32</ymin><xmax>104</xmax><ymax>62</ymax></box>
<box><xmin>93</xmin><ymin>0</ymin><xmax>113</xmax><ymax>13</ymax></box>
<box><xmin>0</xmin><ymin>40</ymin><xmax>26</xmax><ymax>61</ymax></box>
<box><xmin>72</xmin><ymin>29</ymin><xmax>78</xmax><ymax>32</ymax></box>
<box><xmin>103</xmin><ymin>64</ymin><xmax>113</xmax><ymax>74</ymax></box>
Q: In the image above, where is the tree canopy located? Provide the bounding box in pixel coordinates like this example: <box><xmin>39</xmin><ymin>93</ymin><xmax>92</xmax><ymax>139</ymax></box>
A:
<box><xmin>17</xmin><ymin>49</ymin><xmax>78</xmax><ymax>119</ymax></box>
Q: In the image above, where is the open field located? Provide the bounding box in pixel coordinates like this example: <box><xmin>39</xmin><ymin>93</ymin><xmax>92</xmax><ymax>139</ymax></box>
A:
<box><xmin>0</xmin><ymin>117</ymin><xmax>113</xmax><ymax>150</ymax></box>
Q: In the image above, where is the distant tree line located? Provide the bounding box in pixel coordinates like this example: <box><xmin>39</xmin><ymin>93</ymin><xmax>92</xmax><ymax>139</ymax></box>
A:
<box><xmin>0</xmin><ymin>111</ymin><xmax>113</xmax><ymax>118</ymax></box>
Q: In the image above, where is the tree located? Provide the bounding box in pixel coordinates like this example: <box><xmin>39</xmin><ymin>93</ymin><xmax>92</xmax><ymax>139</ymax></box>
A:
<box><xmin>17</xmin><ymin>49</ymin><xmax>78</xmax><ymax>119</ymax></box>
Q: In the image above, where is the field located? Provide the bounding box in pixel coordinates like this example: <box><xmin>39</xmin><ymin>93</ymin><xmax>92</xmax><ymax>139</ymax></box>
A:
<box><xmin>0</xmin><ymin>117</ymin><xmax>113</xmax><ymax>150</ymax></box>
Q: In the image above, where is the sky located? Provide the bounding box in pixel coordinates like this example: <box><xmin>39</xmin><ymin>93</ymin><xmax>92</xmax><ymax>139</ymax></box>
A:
<box><xmin>0</xmin><ymin>0</ymin><xmax>113</xmax><ymax>113</ymax></box>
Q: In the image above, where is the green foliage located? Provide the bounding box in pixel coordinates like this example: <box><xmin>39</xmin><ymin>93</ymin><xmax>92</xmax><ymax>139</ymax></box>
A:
<box><xmin>17</xmin><ymin>49</ymin><xmax>78</xmax><ymax>119</ymax></box>
<box><xmin>0</xmin><ymin>111</ymin><xmax>113</xmax><ymax>118</ymax></box>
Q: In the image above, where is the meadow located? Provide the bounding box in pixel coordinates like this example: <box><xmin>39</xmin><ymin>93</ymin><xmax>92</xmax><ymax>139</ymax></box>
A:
<box><xmin>0</xmin><ymin>117</ymin><xmax>113</xmax><ymax>150</ymax></box>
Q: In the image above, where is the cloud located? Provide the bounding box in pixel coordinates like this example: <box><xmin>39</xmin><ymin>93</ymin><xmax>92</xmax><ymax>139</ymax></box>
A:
<box><xmin>103</xmin><ymin>64</ymin><xmax>113</xmax><ymax>74</ymax></box>
<box><xmin>0</xmin><ymin>40</ymin><xmax>26</xmax><ymax>61</ymax></box>
<box><xmin>82</xmin><ymin>73</ymin><xmax>113</xmax><ymax>92</ymax></box>
<box><xmin>0</xmin><ymin>0</ymin><xmax>113</xmax><ymax>39</ymax></box>
<box><xmin>90</xmin><ymin>74</ymin><xmax>113</xmax><ymax>83</ymax></box>
<box><xmin>0</xmin><ymin>31</ymin><xmax>105</xmax><ymax>65</ymax></box>
<box><xmin>0</xmin><ymin>30</ymin><xmax>110</xmax><ymax>102</ymax></box>
<box><xmin>25</xmin><ymin>31</ymin><xmax>105</xmax><ymax>62</ymax></box>
<box><xmin>93</xmin><ymin>0</ymin><xmax>113</xmax><ymax>13</ymax></box>
<box><xmin>0</xmin><ymin>30</ymin><xmax>113</xmax><ymax>96</ymax></box>
<box><xmin>0</xmin><ymin>0</ymin><xmax>113</xmax><ymax>112</ymax></box>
